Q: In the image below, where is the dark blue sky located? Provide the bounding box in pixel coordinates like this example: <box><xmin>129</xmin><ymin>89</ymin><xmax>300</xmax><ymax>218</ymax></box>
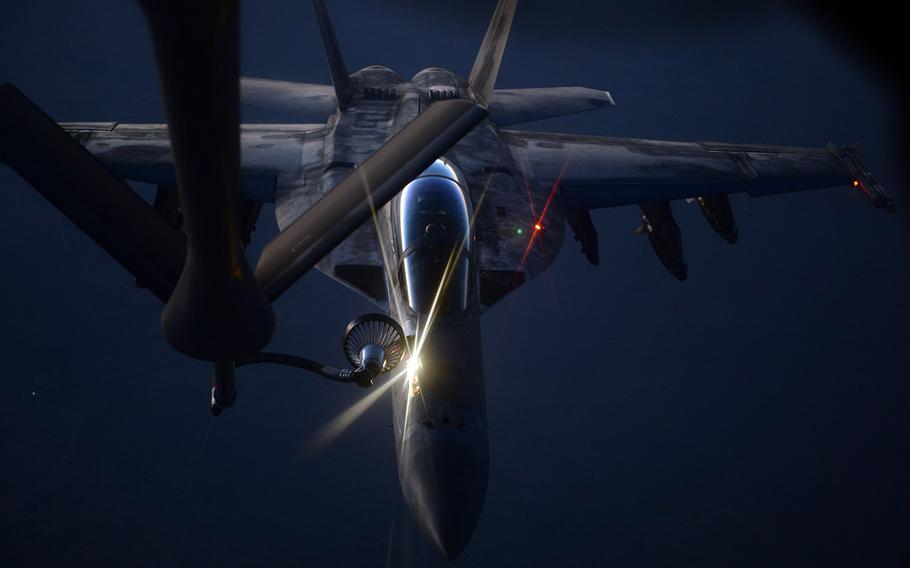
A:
<box><xmin>1</xmin><ymin>1</ymin><xmax>907</xmax><ymax>566</ymax></box>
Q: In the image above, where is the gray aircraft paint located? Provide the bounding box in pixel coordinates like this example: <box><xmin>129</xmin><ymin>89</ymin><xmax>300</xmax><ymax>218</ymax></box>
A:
<box><xmin>39</xmin><ymin>2</ymin><xmax>892</xmax><ymax>557</ymax></box>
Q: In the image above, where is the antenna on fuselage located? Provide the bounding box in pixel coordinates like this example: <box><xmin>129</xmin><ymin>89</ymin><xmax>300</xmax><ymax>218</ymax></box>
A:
<box><xmin>467</xmin><ymin>0</ymin><xmax>518</xmax><ymax>106</ymax></box>
<box><xmin>312</xmin><ymin>0</ymin><xmax>352</xmax><ymax>110</ymax></box>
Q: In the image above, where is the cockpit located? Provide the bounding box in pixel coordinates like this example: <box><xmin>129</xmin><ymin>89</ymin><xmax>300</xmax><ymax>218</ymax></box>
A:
<box><xmin>398</xmin><ymin>159</ymin><xmax>472</xmax><ymax>316</ymax></box>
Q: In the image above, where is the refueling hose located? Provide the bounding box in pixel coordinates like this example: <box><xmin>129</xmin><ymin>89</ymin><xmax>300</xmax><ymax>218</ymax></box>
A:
<box><xmin>235</xmin><ymin>352</ymin><xmax>375</xmax><ymax>387</ymax></box>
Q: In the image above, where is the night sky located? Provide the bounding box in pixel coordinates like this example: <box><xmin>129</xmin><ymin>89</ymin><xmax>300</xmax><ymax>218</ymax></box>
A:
<box><xmin>1</xmin><ymin>1</ymin><xmax>907</xmax><ymax>567</ymax></box>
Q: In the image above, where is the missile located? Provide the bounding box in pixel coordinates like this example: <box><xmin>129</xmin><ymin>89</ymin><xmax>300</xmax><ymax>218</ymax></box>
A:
<box><xmin>636</xmin><ymin>201</ymin><xmax>687</xmax><ymax>280</ymax></box>
<box><xmin>696</xmin><ymin>194</ymin><xmax>738</xmax><ymax>244</ymax></box>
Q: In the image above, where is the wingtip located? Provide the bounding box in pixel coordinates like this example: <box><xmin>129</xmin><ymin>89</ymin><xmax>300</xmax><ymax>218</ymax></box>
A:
<box><xmin>827</xmin><ymin>143</ymin><xmax>896</xmax><ymax>214</ymax></box>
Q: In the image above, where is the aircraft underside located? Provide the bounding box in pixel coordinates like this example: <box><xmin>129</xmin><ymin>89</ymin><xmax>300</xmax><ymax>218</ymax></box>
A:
<box><xmin>0</xmin><ymin>0</ymin><xmax>894</xmax><ymax>561</ymax></box>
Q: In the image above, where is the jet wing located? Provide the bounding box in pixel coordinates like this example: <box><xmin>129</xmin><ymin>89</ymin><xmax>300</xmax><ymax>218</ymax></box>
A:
<box><xmin>61</xmin><ymin>122</ymin><xmax>327</xmax><ymax>203</ymax></box>
<box><xmin>503</xmin><ymin>131</ymin><xmax>894</xmax><ymax>211</ymax></box>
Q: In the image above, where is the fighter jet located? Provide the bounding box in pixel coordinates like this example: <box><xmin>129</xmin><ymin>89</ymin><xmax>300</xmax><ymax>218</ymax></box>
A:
<box><xmin>0</xmin><ymin>0</ymin><xmax>894</xmax><ymax>561</ymax></box>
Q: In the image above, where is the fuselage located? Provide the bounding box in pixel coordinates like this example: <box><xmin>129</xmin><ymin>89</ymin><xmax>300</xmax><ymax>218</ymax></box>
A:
<box><xmin>323</xmin><ymin>66</ymin><xmax>491</xmax><ymax>559</ymax></box>
<box><xmin>292</xmin><ymin>64</ymin><xmax>562</xmax><ymax>560</ymax></box>
<box><xmin>388</xmin><ymin>159</ymin><xmax>489</xmax><ymax>560</ymax></box>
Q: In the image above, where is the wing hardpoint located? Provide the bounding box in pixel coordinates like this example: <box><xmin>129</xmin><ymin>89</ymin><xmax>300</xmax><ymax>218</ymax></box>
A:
<box><xmin>504</xmin><ymin>131</ymin><xmax>894</xmax><ymax>211</ymax></box>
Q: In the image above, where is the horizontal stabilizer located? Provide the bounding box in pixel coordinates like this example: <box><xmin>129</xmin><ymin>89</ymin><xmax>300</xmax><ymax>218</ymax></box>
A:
<box><xmin>240</xmin><ymin>77</ymin><xmax>336</xmax><ymax>120</ymax></box>
<box><xmin>490</xmin><ymin>87</ymin><xmax>614</xmax><ymax>126</ymax></box>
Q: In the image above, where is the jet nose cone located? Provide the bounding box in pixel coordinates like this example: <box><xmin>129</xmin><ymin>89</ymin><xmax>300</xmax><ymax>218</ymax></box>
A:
<box><xmin>425</xmin><ymin>507</ymin><xmax>474</xmax><ymax>560</ymax></box>
<box><xmin>401</xmin><ymin>432</ymin><xmax>488</xmax><ymax>561</ymax></box>
<box><xmin>422</xmin><ymin>483</ymin><xmax>479</xmax><ymax>561</ymax></box>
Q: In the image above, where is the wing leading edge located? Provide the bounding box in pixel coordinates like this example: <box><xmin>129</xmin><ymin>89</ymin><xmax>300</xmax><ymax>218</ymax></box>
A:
<box><xmin>504</xmin><ymin>131</ymin><xmax>894</xmax><ymax>212</ymax></box>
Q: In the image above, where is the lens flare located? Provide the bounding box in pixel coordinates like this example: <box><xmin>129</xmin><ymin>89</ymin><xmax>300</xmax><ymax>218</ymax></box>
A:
<box><xmin>398</xmin><ymin>177</ymin><xmax>490</xmax><ymax>460</ymax></box>
<box><xmin>305</xmin><ymin>368</ymin><xmax>407</xmax><ymax>454</ymax></box>
<box><xmin>497</xmin><ymin>153</ymin><xmax>571</xmax><ymax>347</ymax></box>
<box><xmin>308</xmin><ymin>165</ymin><xmax>490</xmax><ymax>456</ymax></box>
<box><xmin>407</xmin><ymin>356</ymin><xmax>422</xmax><ymax>379</ymax></box>
<box><xmin>360</xmin><ymin>167</ymin><xmax>409</xmax><ymax>327</ymax></box>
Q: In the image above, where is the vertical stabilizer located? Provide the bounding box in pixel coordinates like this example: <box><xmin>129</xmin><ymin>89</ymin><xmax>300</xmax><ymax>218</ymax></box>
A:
<box><xmin>467</xmin><ymin>0</ymin><xmax>518</xmax><ymax>106</ymax></box>
<box><xmin>312</xmin><ymin>0</ymin><xmax>352</xmax><ymax>110</ymax></box>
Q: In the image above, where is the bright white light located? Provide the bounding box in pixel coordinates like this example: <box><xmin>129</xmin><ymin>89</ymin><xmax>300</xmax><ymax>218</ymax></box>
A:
<box><xmin>305</xmin><ymin>368</ymin><xmax>406</xmax><ymax>455</ymax></box>
<box><xmin>406</xmin><ymin>356</ymin><xmax>422</xmax><ymax>379</ymax></box>
<box><xmin>308</xmin><ymin>168</ymin><xmax>491</xmax><ymax>458</ymax></box>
